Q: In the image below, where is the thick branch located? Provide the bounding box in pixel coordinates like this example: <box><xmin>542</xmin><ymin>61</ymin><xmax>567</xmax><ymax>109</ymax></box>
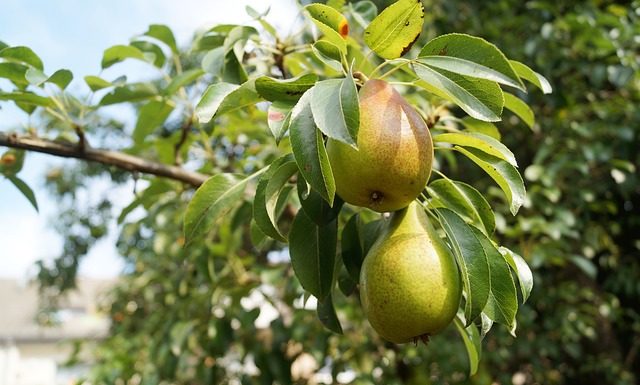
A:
<box><xmin>0</xmin><ymin>132</ymin><xmax>208</xmax><ymax>187</ymax></box>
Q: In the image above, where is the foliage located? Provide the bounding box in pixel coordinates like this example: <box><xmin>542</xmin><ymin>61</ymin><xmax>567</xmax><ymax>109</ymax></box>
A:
<box><xmin>0</xmin><ymin>0</ymin><xmax>638</xmax><ymax>384</ymax></box>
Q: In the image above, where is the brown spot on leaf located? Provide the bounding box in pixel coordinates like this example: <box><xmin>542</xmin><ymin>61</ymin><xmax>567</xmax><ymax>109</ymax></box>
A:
<box><xmin>339</xmin><ymin>19</ymin><xmax>349</xmax><ymax>38</ymax></box>
<box><xmin>400</xmin><ymin>32</ymin><xmax>421</xmax><ymax>56</ymax></box>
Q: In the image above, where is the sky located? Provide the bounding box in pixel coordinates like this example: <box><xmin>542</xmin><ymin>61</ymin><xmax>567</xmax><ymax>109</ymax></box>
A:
<box><xmin>0</xmin><ymin>0</ymin><xmax>299</xmax><ymax>279</ymax></box>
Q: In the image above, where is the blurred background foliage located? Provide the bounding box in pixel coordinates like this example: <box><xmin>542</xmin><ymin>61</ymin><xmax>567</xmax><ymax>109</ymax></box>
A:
<box><xmin>6</xmin><ymin>0</ymin><xmax>638</xmax><ymax>384</ymax></box>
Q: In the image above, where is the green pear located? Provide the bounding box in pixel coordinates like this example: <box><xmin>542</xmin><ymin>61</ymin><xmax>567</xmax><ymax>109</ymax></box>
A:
<box><xmin>326</xmin><ymin>79</ymin><xmax>433</xmax><ymax>213</ymax></box>
<box><xmin>360</xmin><ymin>201</ymin><xmax>461</xmax><ymax>344</ymax></box>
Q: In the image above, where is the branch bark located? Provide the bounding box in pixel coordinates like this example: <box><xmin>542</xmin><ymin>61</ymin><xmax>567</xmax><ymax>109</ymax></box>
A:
<box><xmin>0</xmin><ymin>132</ymin><xmax>208</xmax><ymax>187</ymax></box>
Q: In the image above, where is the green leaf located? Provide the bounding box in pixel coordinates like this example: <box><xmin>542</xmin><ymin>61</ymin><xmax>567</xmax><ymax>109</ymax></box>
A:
<box><xmin>297</xmin><ymin>177</ymin><xmax>344</xmax><ymax>225</ymax></box>
<box><xmin>317</xmin><ymin>292</ymin><xmax>343</xmax><ymax>334</ymax></box>
<box><xmin>0</xmin><ymin>91</ymin><xmax>53</xmax><ymax>107</ymax></box>
<box><xmin>363</xmin><ymin>0</ymin><xmax>424</xmax><ymax>59</ymax></box>
<box><xmin>504</xmin><ymin>93</ymin><xmax>534</xmax><ymax>129</ymax></box>
<box><xmin>454</xmin><ymin>316</ymin><xmax>481</xmax><ymax>376</ymax></box>
<box><xmin>253</xmin><ymin>155</ymin><xmax>298</xmax><ymax>242</ymax></box>
<box><xmin>472</xmin><ymin>227</ymin><xmax>517</xmax><ymax>334</ymax></box>
<box><xmin>427</xmin><ymin>178</ymin><xmax>495</xmax><ymax>235</ymax></box>
<box><xmin>164</xmin><ymin>68</ymin><xmax>205</xmax><ymax>95</ymax></box>
<box><xmin>7</xmin><ymin>176</ymin><xmax>38</xmax><ymax>212</ymax></box>
<box><xmin>349</xmin><ymin>1</ymin><xmax>378</xmax><ymax>28</ymax></box>
<box><xmin>255</xmin><ymin>74</ymin><xmax>318</xmax><ymax>103</ymax></box>
<box><xmin>509</xmin><ymin>60</ymin><xmax>552</xmax><ymax>94</ymax></box>
<box><xmin>417</xmin><ymin>56</ymin><xmax>523</xmax><ymax>90</ymax></box>
<box><xmin>0</xmin><ymin>62</ymin><xmax>28</xmax><ymax>85</ymax></box>
<box><xmin>289</xmin><ymin>209</ymin><xmax>337</xmax><ymax>301</ymax></box>
<box><xmin>434</xmin><ymin>132</ymin><xmax>517</xmax><ymax>167</ymax></box>
<box><xmin>419</xmin><ymin>34</ymin><xmax>524</xmax><ymax>90</ymax></box>
<box><xmin>144</xmin><ymin>24</ymin><xmax>179</xmax><ymax>54</ymax></box>
<box><xmin>84</xmin><ymin>75</ymin><xmax>112</xmax><ymax>91</ymax></box>
<box><xmin>289</xmin><ymin>90</ymin><xmax>336</xmax><ymax>205</ymax></box>
<box><xmin>341</xmin><ymin>214</ymin><xmax>364</xmax><ymax>281</ymax></box>
<box><xmin>305</xmin><ymin>4</ymin><xmax>349</xmax><ymax>53</ymax></box>
<box><xmin>117</xmin><ymin>180</ymin><xmax>173</xmax><ymax>224</ymax></box>
<box><xmin>459</xmin><ymin>117</ymin><xmax>501</xmax><ymax>140</ymax></box>
<box><xmin>99</xmin><ymin>83</ymin><xmax>157</xmax><ymax>105</ymax></box>
<box><xmin>46</xmin><ymin>69</ymin><xmax>73</xmax><ymax>90</ymax></box>
<box><xmin>311</xmin><ymin>40</ymin><xmax>344</xmax><ymax>72</ymax></box>
<box><xmin>310</xmin><ymin>77</ymin><xmax>359</xmax><ymax>146</ymax></box>
<box><xmin>201</xmin><ymin>47</ymin><xmax>225</xmax><ymax>76</ymax></box>
<box><xmin>0</xmin><ymin>46</ymin><xmax>43</xmax><ymax>70</ymax></box>
<box><xmin>25</xmin><ymin>68</ymin><xmax>48</xmax><ymax>85</ymax></box>
<box><xmin>499</xmin><ymin>247</ymin><xmax>533</xmax><ymax>303</ymax></box>
<box><xmin>133</xmin><ymin>100</ymin><xmax>174</xmax><ymax>143</ymax></box>
<box><xmin>196</xmin><ymin>80</ymin><xmax>261</xmax><ymax>124</ymax></box>
<box><xmin>267</xmin><ymin>102</ymin><xmax>293</xmax><ymax>144</ymax></box>
<box><xmin>130</xmin><ymin>40</ymin><xmax>166</xmax><ymax>68</ymax></box>
<box><xmin>184</xmin><ymin>172</ymin><xmax>264</xmax><ymax>244</ymax></box>
<box><xmin>413</xmin><ymin>64</ymin><xmax>504</xmax><ymax>122</ymax></box>
<box><xmin>436</xmin><ymin>208</ymin><xmax>490</xmax><ymax>325</ymax></box>
<box><xmin>101</xmin><ymin>45</ymin><xmax>150</xmax><ymax>69</ymax></box>
<box><xmin>454</xmin><ymin>146</ymin><xmax>525</xmax><ymax>215</ymax></box>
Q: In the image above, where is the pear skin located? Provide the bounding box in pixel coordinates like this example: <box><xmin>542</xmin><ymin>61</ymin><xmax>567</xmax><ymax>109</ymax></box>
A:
<box><xmin>326</xmin><ymin>79</ymin><xmax>433</xmax><ymax>213</ymax></box>
<box><xmin>360</xmin><ymin>202</ymin><xmax>461</xmax><ymax>344</ymax></box>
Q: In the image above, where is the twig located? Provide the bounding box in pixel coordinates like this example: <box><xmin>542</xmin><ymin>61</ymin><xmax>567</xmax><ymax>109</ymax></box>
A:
<box><xmin>0</xmin><ymin>132</ymin><xmax>208</xmax><ymax>187</ymax></box>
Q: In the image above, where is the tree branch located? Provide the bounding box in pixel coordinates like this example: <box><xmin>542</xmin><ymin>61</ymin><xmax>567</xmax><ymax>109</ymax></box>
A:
<box><xmin>0</xmin><ymin>132</ymin><xmax>208</xmax><ymax>187</ymax></box>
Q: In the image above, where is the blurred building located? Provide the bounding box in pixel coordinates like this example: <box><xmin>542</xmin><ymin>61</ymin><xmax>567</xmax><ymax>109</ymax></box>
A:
<box><xmin>0</xmin><ymin>278</ymin><xmax>113</xmax><ymax>385</ymax></box>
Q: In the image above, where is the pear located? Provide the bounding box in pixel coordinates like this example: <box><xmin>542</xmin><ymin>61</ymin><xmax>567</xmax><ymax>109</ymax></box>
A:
<box><xmin>326</xmin><ymin>79</ymin><xmax>433</xmax><ymax>213</ymax></box>
<box><xmin>360</xmin><ymin>201</ymin><xmax>461</xmax><ymax>344</ymax></box>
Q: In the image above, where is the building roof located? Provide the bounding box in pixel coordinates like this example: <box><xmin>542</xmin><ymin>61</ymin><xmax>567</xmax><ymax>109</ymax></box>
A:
<box><xmin>0</xmin><ymin>278</ymin><xmax>114</xmax><ymax>343</ymax></box>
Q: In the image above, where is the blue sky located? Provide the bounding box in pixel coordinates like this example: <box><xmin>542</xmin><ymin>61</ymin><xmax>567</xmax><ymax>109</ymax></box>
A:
<box><xmin>0</xmin><ymin>0</ymin><xmax>298</xmax><ymax>278</ymax></box>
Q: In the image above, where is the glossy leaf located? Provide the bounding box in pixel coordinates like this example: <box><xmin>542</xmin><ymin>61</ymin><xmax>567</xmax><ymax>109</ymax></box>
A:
<box><xmin>46</xmin><ymin>69</ymin><xmax>73</xmax><ymax>90</ymax></box>
<box><xmin>472</xmin><ymin>227</ymin><xmax>518</xmax><ymax>334</ymax></box>
<box><xmin>510</xmin><ymin>60</ymin><xmax>552</xmax><ymax>94</ymax></box>
<box><xmin>84</xmin><ymin>75</ymin><xmax>112</xmax><ymax>91</ymax></box>
<box><xmin>196</xmin><ymin>81</ymin><xmax>259</xmax><ymax>123</ymax></box>
<box><xmin>0</xmin><ymin>62</ymin><xmax>28</xmax><ymax>85</ymax></box>
<box><xmin>7</xmin><ymin>176</ymin><xmax>38</xmax><ymax>212</ymax></box>
<box><xmin>341</xmin><ymin>214</ymin><xmax>364</xmax><ymax>281</ymax></box>
<box><xmin>255</xmin><ymin>74</ymin><xmax>318</xmax><ymax>103</ymax></box>
<box><xmin>428</xmin><ymin>178</ymin><xmax>495</xmax><ymax>235</ymax></box>
<box><xmin>305</xmin><ymin>4</ymin><xmax>348</xmax><ymax>53</ymax></box>
<box><xmin>195</xmin><ymin>81</ymin><xmax>231</xmax><ymax>124</ymax></box>
<box><xmin>504</xmin><ymin>92</ymin><xmax>534</xmax><ymax>129</ymax></box>
<box><xmin>267</xmin><ymin>102</ymin><xmax>293</xmax><ymax>144</ymax></box>
<box><xmin>133</xmin><ymin>100</ymin><xmax>174</xmax><ymax>143</ymax></box>
<box><xmin>0</xmin><ymin>46</ymin><xmax>43</xmax><ymax>70</ymax></box>
<box><xmin>297</xmin><ymin>177</ymin><xmax>343</xmax><ymax>225</ymax></box>
<box><xmin>289</xmin><ymin>209</ymin><xmax>337</xmax><ymax>301</ymax></box>
<box><xmin>454</xmin><ymin>146</ymin><xmax>525</xmax><ymax>215</ymax></box>
<box><xmin>454</xmin><ymin>316</ymin><xmax>481</xmax><ymax>376</ymax></box>
<box><xmin>419</xmin><ymin>34</ymin><xmax>524</xmax><ymax>90</ymax></box>
<box><xmin>184</xmin><ymin>172</ymin><xmax>262</xmax><ymax>244</ymax></box>
<box><xmin>311</xmin><ymin>41</ymin><xmax>344</xmax><ymax>72</ymax></box>
<box><xmin>131</xmin><ymin>40</ymin><xmax>166</xmax><ymax>68</ymax></box>
<box><xmin>253</xmin><ymin>155</ymin><xmax>298</xmax><ymax>242</ymax></box>
<box><xmin>101</xmin><ymin>45</ymin><xmax>149</xmax><ymax>69</ymax></box>
<box><xmin>436</xmin><ymin>208</ymin><xmax>490</xmax><ymax>325</ymax></box>
<box><xmin>164</xmin><ymin>68</ymin><xmax>205</xmax><ymax>95</ymax></box>
<box><xmin>317</xmin><ymin>293</ymin><xmax>343</xmax><ymax>334</ymax></box>
<box><xmin>349</xmin><ymin>1</ymin><xmax>378</xmax><ymax>28</ymax></box>
<box><xmin>413</xmin><ymin>64</ymin><xmax>504</xmax><ymax>122</ymax></box>
<box><xmin>310</xmin><ymin>77</ymin><xmax>359</xmax><ymax>146</ymax></box>
<box><xmin>25</xmin><ymin>68</ymin><xmax>48</xmax><ymax>85</ymax></box>
<box><xmin>459</xmin><ymin>117</ymin><xmax>501</xmax><ymax>140</ymax></box>
<box><xmin>417</xmin><ymin>56</ymin><xmax>523</xmax><ymax>90</ymax></box>
<box><xmin>434</xmin><ymin>131</ymin><xmax>517</xmax><ymax>167</ymax></box>
<box><xmin>144</xmin><ymin>24</ymin><xmax>179</xmax><ymax>54</ymax></box>
<box><xmin>0</xmin><ymin>91</ymin><xmax>53</xmax><ymax>107</ymax></box>
<box><xmin>364</xmin><ymin>0</ymin><xmax>424</xmax><ymax>59</ymax></box>
<box><xmin>289</xmin><ymin>90</ymin><xmax>336</xmax><ymax>205</ymax></box>
<box><xmin>499</xmin><ymin>246</ymin><xmax>534</xmax><ymax>303</ymax></box>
